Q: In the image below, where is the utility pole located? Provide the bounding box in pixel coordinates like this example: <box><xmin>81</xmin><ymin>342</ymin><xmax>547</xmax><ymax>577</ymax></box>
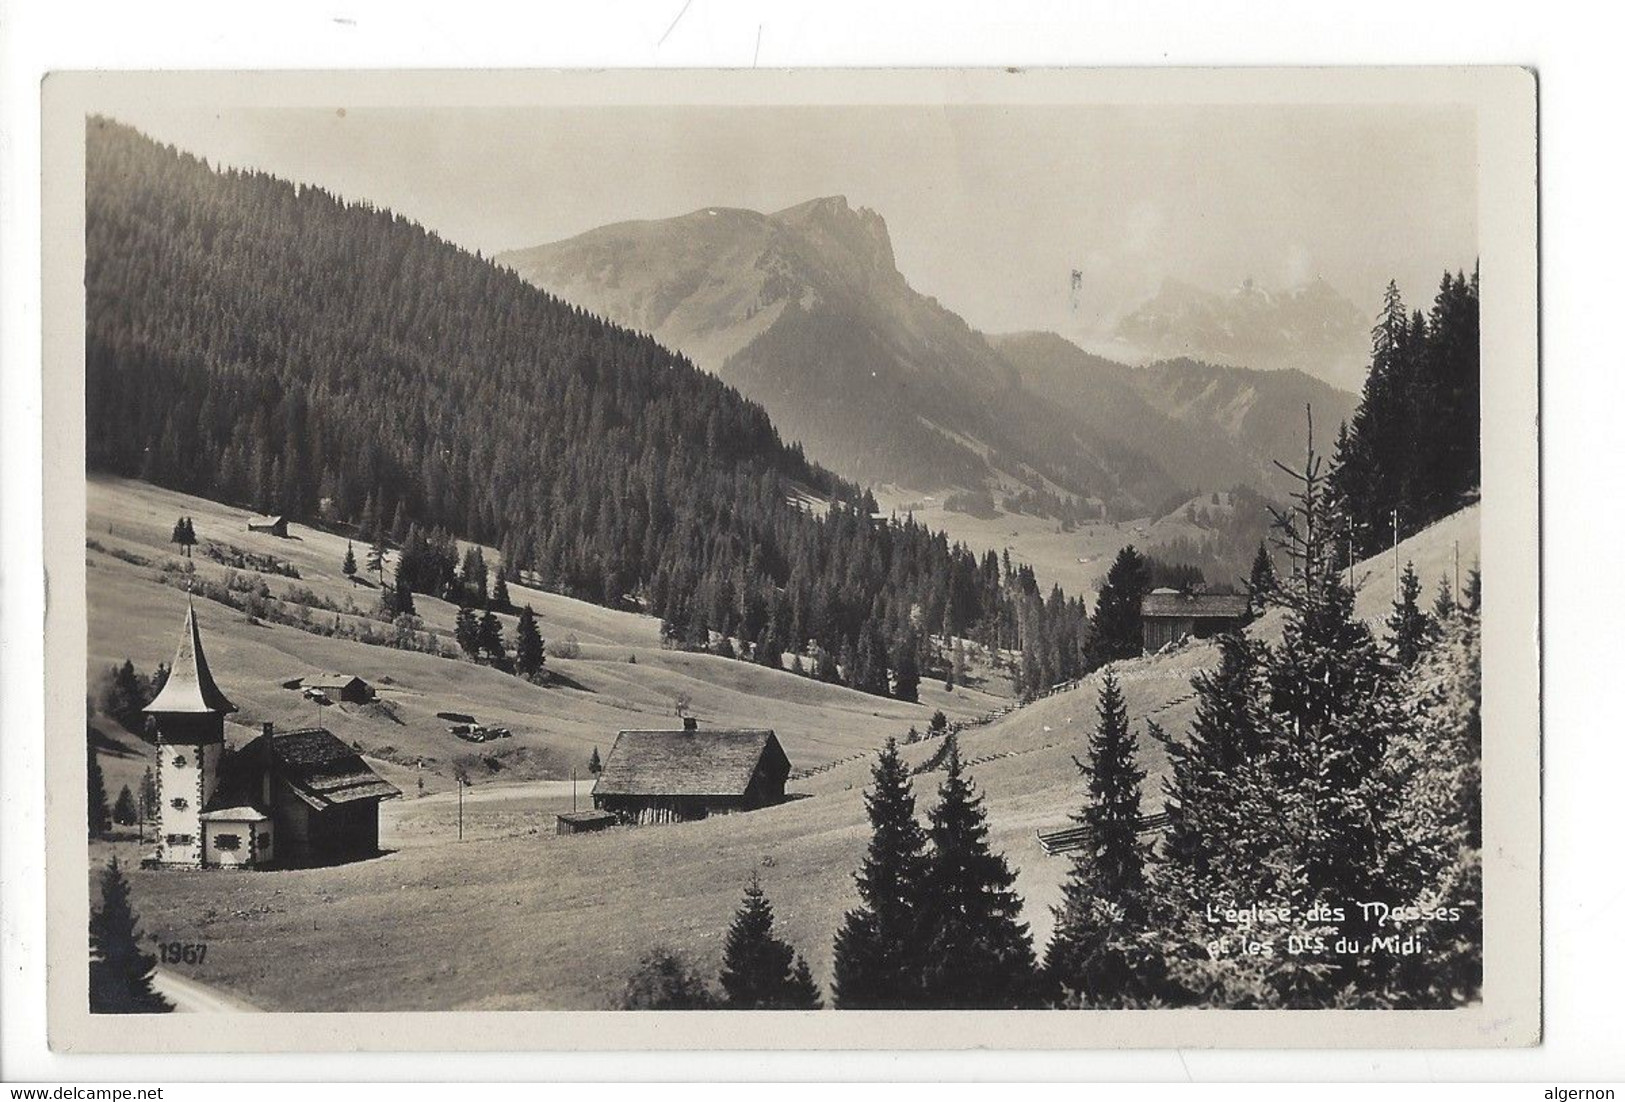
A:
<box><xmin>457</xmin><ymin>777</ymin><xmax>464</xmax><ymax>842</ymax></box>
<box><xmin>572</xmin><ymin>768</ymin><xmax>578</xmax><ymax>813</ymax></box>
<box><xmin>1346</xmin><ymin>515</ymin><xmax>1355</xmax><ymax>592</ymax></box>
<box><xmin>1392</xmin><ymin>507</ymin><xmax>1400</xmax><ymax>602</ymax></box>
<box><xmin>1454</xmin><ymin>539</ymin><xmax>1461</xmax><ymax>610</ymax></box>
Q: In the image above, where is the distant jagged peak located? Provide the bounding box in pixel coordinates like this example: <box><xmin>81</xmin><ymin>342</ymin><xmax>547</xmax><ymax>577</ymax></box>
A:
<box><xmin>771</xmin><ymin>194</ymin><xmax>898</xmax><ymax>278</ymax></box>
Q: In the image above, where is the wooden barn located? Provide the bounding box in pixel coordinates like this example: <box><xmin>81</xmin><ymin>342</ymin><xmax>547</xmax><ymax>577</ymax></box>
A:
<box><xmin>299</xmin><ymin>672</ymin><xmax>375</xmax><ymax>704</ymax></box>
<box><xmin>1140</xmin><ymin>588</ymin><xmax>1250</xmax><ymax>653</ymax></box>
<box><xmin>591</xmin><ymin>719</ymin><xmax>792</xmax><ymax>825</ymax></box>
<box><xmin>247</xmin><ymin>514</ymin><xmax>288</xmax><ymax>536</ymax></box>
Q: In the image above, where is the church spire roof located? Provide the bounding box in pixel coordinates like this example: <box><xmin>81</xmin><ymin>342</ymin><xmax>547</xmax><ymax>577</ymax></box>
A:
<box><xmin>145</xmin><ymin>600</ymin><xmax>238</xmax><ymax>715</ymax></box>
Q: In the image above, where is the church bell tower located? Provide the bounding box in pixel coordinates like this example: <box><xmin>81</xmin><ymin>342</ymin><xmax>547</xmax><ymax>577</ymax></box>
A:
<box><xmin>144</xmin><ymin>601</ymin><xmax>237</xmax><ymax>867</ymax></box>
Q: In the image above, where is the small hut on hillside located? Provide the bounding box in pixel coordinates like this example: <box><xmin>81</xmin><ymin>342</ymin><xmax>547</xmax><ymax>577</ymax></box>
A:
<box><xmin>1140</xmin><ymin>588</ymin><xmax>1250</xmax><ymax>653</ymax></box>
<box><xmin>247</xmin><ymin>514</ymin><xmax>288</xmax><ymax>537</ymax></box>
<box><xmin>592</xmin><ymin>719</ymin><xmax>791</xmax><ymax>825</ymax></box>
<box><xmin>297</xmin><ymin>672</ymin><xmax>375</xmax><ymax>704</ymax></box>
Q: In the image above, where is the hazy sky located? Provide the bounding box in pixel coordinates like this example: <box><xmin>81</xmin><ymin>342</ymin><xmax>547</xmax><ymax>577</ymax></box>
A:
<box><xmin>110</xmin><ymin>103</ymin><xmax>1477</xmax><ymax>335</ymax></box>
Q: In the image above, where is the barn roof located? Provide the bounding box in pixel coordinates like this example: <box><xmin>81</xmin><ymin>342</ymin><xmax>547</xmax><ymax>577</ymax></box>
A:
<box><xmin>303</xmin><ymin>672</ymin><xmax>368</xmax><ymax>687</ymax></box>
<box><xmin>593</xmin><ymin>728</ymin><xmax>790</xmax><ymax>798</ymax></box>
<box><xmin>145</xmin><ymin>601</ymin><xmax>238</xmax><ymax>715</ymax></box>
<box><xmin>1139</xmin><ymin>589</ymin><xmax>1250</xmax><ymax>619</ymax></box>
<box><xmin>235</xmin><ymin>727</ymin><xmax>402</xmax><ymax>808</ymax></box>
<box><xmin>248</xmin><ymin>514</ymin><xmax>285</xmax><ymax>525</ymax></box>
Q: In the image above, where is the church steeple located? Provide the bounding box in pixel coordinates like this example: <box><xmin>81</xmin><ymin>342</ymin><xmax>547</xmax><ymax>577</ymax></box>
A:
<box><xmin>145</xmin><ymin>600</ymin><xmax>237</xmax><ymax>716</ymax></box>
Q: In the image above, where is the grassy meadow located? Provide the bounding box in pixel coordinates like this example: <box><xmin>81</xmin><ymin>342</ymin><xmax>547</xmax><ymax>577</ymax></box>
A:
<box><xmin>86</xmin><ymin>476</ymin><xmax>1477</xmax><ymax>1011</ymax></box>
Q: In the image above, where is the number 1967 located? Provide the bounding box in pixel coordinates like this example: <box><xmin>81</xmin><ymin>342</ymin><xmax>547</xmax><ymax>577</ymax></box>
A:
<box><xmin>159</xmin><ymin>942</ymin><xmax>207</xmax><ymax>965</ymax></box>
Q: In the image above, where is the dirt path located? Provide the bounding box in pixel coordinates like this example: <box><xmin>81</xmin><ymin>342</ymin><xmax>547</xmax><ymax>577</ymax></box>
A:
<box><xmin>408</xmin><ymin>779</ymin><xmax>583</xmax><ymax>807</ymax></box>
<box><xmin>152</xmin><ymin>968</ymin><xmax>261</xmax><ymax>1013</ymax></box>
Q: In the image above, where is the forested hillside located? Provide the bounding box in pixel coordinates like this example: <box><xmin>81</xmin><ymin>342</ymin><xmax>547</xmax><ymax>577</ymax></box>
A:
<box><xmin>1332</xmin><ymin>273</ymin><xmax>1480</xmax><ymax>555</ymax></box>
<box><xmin>85</xmin><ymin>119</ymin><xmax>1088</xmax><ymax>701</ymax></box>
<box><xmin>502</xmin><ymin>197</ymin><xmax>1190</xmax><ymax>513</ymax></box>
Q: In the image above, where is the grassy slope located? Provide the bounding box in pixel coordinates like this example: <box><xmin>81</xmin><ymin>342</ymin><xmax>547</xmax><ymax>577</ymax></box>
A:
<box><xmin>96</xmin><ymin>478</ymin><xmax>1478</xmax><ymax>1012</ymax></box>
<box><xmin>88</xmin><ymin>475</ymin><xmax>1010</xmax><ymax>800</ymax></box>
<box><xmin>871</xmin><ymin>487</ymin><xmax>1148</xmax><ymax>597</ymax></box>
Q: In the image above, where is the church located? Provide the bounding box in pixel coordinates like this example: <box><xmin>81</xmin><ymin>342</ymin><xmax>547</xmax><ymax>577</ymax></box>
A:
<box><xmin>144</xmin><ymin>602</ymin><xmax>401</xmax><ymax>869</ymax></box>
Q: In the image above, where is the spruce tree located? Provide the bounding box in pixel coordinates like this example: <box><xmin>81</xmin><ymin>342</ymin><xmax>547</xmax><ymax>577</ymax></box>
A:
<box><xmin>1076</xmin><ymin>670</ymin><xmax>1147</xmax><ymax>900</ymax></box>
<box><xmin>342</xmin><ymin>540</ymin><xmax>357</xmax><ymax>583</ymax></box>
<box><xmin>491</xmin><ymin>572</ymin><xmax>510</xmax><ymax>611</ymax></box>
<box><xmin>1386</xmin><ymin>560</ymin><xmax>1438</xmax><ymax>667</ymax></box>
<box><xmin>515</xmin><ymin>605</ymin><xmax>546</xmax><ymax>677</ymax></box>
<box><xmin>832</xmin><ymin>738</ymin><xmax>929</xmax><ymax>1008</ymax></box>
<box><xmin>113</xmin><ymin>785</ymin><xmax>138</xmax><ymax>826</ymax></box>
<box><xmin>87</xmin><ymin>744</ymin><xmax>110</xmax><ymax>837</ymax></box>
<box><xmin>1260</xmin><ymin>410</ymin><xmax>1409</xmax><ymax>989</ymax></box>
<box><xmin>1160</xmin><ymin>632</ymin><xmax>1270</xmax><ymax>890</ymax></box>
<box><xmin>477</xmin><ymin>610</ymin><xmax>505</xmax><ymax>663</ymax></box>
<box><xmin>1245</xmin><ymin>542</ymin><xmax>1277</xmax><ymax>619</ymax></box>
<box><xmin>1045</xmin><ymin>670</ymin><xmax>1161</xmax><ymax>1006</ymax></box>
<box><xmin>454</xmin><ymin>604</ymin><xmax>479</xmax><ymax>658</ymax></box>
<box><xmin>892</xmin><ymin>646</ymin><xmax>921</xmax><ymax>704</ymax></box>
<box><xmin>139</xmin><ymin>767</ymin><xmax>158</xmax><ymax>822</ymax></box>
<box><xmin>1432</xmin><ymin>574</ymin><xmax>1457</xmax><ymax>622</ymax></box>
<box><xmin>588</xmin><ymin>747</ymin><xmax>602</xmax><ymax>775</ymax></box>
<box><xmin>1382</xmin><ymin>585</ymin><xmax>1483</xmax><ymax>1006</ymax></box>
<box><xmin>89</xmin><ymin>858</ymin><xmax>171</xmax><ymax>1013</ymax></box>
<box><xmin>718</xmin><ymin>875</ymin><xmax>823</xmax><ymax>1009</ymax></box>
<box><xmin>917</xmin><ymin>737</ymin><xmax>1039</xmax><ymax>1008</ymax></box>
<box><xmin>1086</xmin><ymin>545</ymin><xmax>1150</xmax><ymax>670</ymax></box>
<box><xmin>367</xmin><ymin>534</ymin><xmax>386</xmax><ymax>586</ymax></box>
<box><xmin>815</xmin><ymin>645</ymin><xmax>840</xmax><ymax>685</ymax></box>
<box><xmin>619</xmin><ymin>948</ymin><xmax>716</xmax><ymax>1010</ymax></box>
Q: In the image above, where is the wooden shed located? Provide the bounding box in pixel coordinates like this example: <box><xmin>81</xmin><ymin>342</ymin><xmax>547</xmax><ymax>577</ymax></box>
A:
<box><xmin>300</xmin><ymin>672</ymin><xmax>375</xmax><ymax>704</ymax></box>
<box><xmin>1140</xmin><ymin>589</ymin><xmax>1250</xmax><ymax>653</ymax></box>
<box><xmin>555</xmin><ymin>810</ymin><xmax>617</xmax><ymax>835</ymax></box>
<box><xmin>247</xmin><ymin>514</ymin><xmax>288</xmax><ymax>536</ymax></box>
<box><xmin>592</xmin><ymin>720</ymin><xmax>792</xmax><ymax>825</ymax></box>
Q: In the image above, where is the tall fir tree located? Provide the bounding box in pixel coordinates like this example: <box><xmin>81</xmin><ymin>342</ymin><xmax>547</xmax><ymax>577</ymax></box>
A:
<box><xmin>917</xmin><ymin>736</ymin><xmax>1039</xmax><ymax>1008</ymax></box>
<box><xmin>718</xmin><ymin>875</ymin><xmax>823</xmax><ymax>1009</ymax></box>
<box><xmin>89</xmin><ymin>858</ymin><xmax>171</xmax><ymax>1013</ymax></box>
<box><xmin>139</xmin><ymin>767</ymin><xmax>158</xmax><ymax>823</ymax></box>
<box><xmin>1245</xmin><ymin>542</ymin><xmax>1278</xmax><ymax>619</ymax></box>
<box><xmin>454</xmin><ymin>604</ymin><xmax>479</xmax><ymax>658</ymax></box>
<box><xmin>367</xmin><ymin>534</ymin><xmax>386</xmax><ymax>586</ymax></box>
<box><xmin>342</xmin><ymin>540</ymin><xmax>357</xmax><ymax>583</ymax></box>
<box><xmin>1386</xmin><ymin>560</ymin><xmax>1438</xmax><ymax>667</ymax></box>
<box><xmin>477</xmin><ymin>610</ymin><xmax>505</xmax><ymax>663</ymax></box>
<box><xmin>1159</xmin><ymin>631</ymin><xmax>1271</xmax><ymax>891</ymax></box>
<box><xmin>1045</xmin><ymin>670</ymin><xmax>1161</xmax><ymax>1007</ymax></box>
<box><xmin>832</xmin><ymin>738</ymin><xmax>929</xmax><ymax>1008</ymax></box>
<box><xmin>87</xmin><ymin>742</ymin><xmax>110</xmax><ymax>837</ymax></box>
<box><xmin>112</xmin><ymin>785</ymin><xmax>138</xmax><ymax>826</ymax></box>
<box><xmin>1432</xmin><ymin>573</ymin><xmax>1458</xmax><ymax>623</ymax></box>
<box><xmin>515</xmin><ymin>605</ymin><xmax>546</xmax><ymax>678</ymax></box>
<box><xmin>1086</xmin><ymin>545</ymin><xmax>1150</xmax><ymax>670</ymax></box>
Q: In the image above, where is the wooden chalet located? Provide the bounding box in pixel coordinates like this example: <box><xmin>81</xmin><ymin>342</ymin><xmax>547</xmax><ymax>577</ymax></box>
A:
<box><xmin>591</xmin><ymin>719</ymin><xmax>792</xmax><ymax>825</ymax></box>
<box><xmin>247</xmin><ymin>514</ymin><xmax>288</xmax><ymax>536</ymax></box>
<box><xmin>1140</xmin><ymin>588</ymin><xmax>1250</xmax><ymax>653</ymax></box>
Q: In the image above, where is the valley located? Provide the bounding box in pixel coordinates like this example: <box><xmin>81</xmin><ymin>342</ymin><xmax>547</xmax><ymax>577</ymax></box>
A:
<box><xmin>92</xmin><ymin>474</ymin><xmax>1478</xmax><ymax>1011</ymax></box>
